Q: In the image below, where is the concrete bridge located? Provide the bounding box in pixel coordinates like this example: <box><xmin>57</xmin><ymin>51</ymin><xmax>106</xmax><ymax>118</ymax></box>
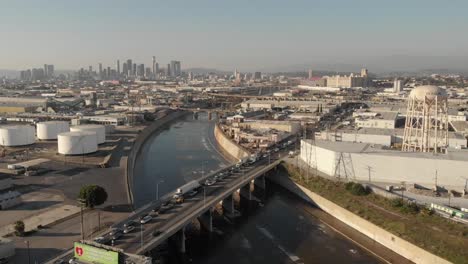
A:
<box><xmin>47</xmin><ymin>148</ymin><xmax>291</xmax><ymax>263</ymax></box>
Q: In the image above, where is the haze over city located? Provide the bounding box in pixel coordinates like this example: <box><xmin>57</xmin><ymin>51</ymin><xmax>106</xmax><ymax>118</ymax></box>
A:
<box><xmin>1</xmin><ymin>0</ymin><xmax>468</xmax><ymax>72</ymax></box>
<box><xmin>1</xmin><ymin>1</ymin><xmax>468</xmax><ymax>264</ymax></box>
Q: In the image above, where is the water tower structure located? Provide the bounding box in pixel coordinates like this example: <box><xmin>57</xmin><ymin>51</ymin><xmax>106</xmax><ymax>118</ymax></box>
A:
<box><xmin>402</xmin><ymin>85</ymin><xmax>448</xmax><ymax>153</ymax></box>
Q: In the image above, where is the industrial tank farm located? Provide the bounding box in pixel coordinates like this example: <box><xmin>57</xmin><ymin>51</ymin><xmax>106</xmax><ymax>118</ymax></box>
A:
<box><xmin>36</xmin><ymin>121</ymin><xmax>70</xmax><ymax>140</ymax></box>
<box><xmin>0</xmin><ymin>125</ymin><xmax>35</xmax><ymax>146</ymax></box>
<box><xmin>70</xmin><ymin>124</ymin><xmax>106</xmax><ymax>144</ymax></box>
<box><xmin>57</xmin><ymin>131</ymin><xmax>98</xmax><ymax>155</ymax></box>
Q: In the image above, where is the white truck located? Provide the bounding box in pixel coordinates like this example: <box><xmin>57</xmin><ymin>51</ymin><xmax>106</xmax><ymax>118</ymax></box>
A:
<box><xmin>174</xmin><ymin>180</ymin><xmax>201</xmax><ymax>198</ymax></box>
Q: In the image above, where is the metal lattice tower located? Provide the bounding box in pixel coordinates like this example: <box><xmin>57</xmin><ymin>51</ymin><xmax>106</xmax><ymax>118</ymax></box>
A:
<box><xmin>402</xmin><ymin>85</ymin><xmax>448</xmax><ymax>154</ymax></box>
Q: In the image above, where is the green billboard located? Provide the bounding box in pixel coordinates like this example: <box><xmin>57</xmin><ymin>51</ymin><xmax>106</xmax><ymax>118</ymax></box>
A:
<box><xmin>74</xmin><ymin>242</ymin><xmax>119</xmax><ymax>264</ymax></box>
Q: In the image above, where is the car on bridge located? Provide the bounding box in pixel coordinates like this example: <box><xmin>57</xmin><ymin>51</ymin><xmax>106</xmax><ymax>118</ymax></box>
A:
<box><xmin>152</xmin><ymin>230</ymin><xmax>163</xmax><ymax>237</ymax></box>
<box><xmin>93</xmin><ymin>236</ymin><xmax>111</xmax><ymax>245</ymax></box>
<box><xmin>159</xmin><ymin>202</ymin><xmax>175</xmax><ymax>214</ymax></box>
<box><xmin>140</xmin><ymin>215</ymin><xmax>152</xmax><ymax>224</ymax></box>
<box><xmin>123</xmin><ymin>220</ymin><xmax>138</xmax><ymax>228</ymax></box>
<box><xmin>186</xmin><ymin>189</ymin><xmax>198</xmax><ymax>197</ymax></box>
<box><xmin>123</xmin><ymin>225</ymin><xmax>135</xmax><ymax>234</ymax></box>
<box><xmin>204</xmin><ymin>179</ymin><xmax>216</xmax><ymax>186</ymax></box>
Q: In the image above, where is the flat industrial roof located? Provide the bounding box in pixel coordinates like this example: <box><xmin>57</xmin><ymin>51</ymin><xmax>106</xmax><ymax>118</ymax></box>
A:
<box><xmin>304</xmin><ymin>139</ymin><xmax>468</xmax><ymax>162</ymax></box>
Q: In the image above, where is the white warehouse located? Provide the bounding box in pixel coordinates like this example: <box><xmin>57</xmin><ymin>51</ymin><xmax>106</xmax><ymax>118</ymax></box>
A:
<box><xmin>300</xmin><ymin>139</ymin><xmax>468</xmax><ymax>191</ymax></box>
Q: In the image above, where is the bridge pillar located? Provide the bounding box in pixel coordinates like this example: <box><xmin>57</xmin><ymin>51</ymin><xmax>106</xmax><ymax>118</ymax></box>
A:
<box><xmin>222</xmin><ymin>195</ymin><xmax>234</xmax><ymax>214</ymax></box>
<box><xmin>176</xmin><ymin>227</ymin><xmax>186</xmax><ymax>253</ymax></box>
<box><xmin>239</xmin><ymin>182</ymin><xmax>253</xmax><ymax>200</ymax></box>
<box><xmin>198</xmin><ymin>209</ymin><xmax>213</xmax><ymax>232</ymax></box>
<box><xmin>222</xmin><ymin>194</ymin><xmax>240</xmax><ymax>218</ymax></box>
<box><xmin>254</xmin><ymin>175</ymin><xmax>266</xmax><ymax>189</ymax></box>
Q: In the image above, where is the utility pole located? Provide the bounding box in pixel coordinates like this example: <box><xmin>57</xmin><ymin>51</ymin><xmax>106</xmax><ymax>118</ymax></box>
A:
<box><xmin>78</xmin><ymin>198</ymin><xmax>85</xmax><ymax>240</ymax></box>
<box><xmin>24</xmin><ymin>240</ymin><xmax>31</xmax><ymax>264</ymax></box>
<box><xmin>140</xmin><ymin>224</ymin><xmax>144</xmax><ymax>248</ymax></box>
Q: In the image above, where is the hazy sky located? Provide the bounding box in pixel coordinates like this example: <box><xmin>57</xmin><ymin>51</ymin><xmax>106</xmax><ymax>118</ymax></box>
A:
<box><xmin>1</xmin><ymin>0</ymin><xmax>468</xmax><ymax>72</ymax></box>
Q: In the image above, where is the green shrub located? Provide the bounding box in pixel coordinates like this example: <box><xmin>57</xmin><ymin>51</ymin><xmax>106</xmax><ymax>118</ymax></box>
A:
<box><xmin>391</xmin><ymin>198</ymin><xmax>404</xmax><ymax>208</ymax></box>
<box><xmin>14</xmin><ymin>221</ymin><xmax>25</xmax><ymax>236</ymax></box>
<box><xmin>348</xmin><ymin>182</ymin><xmax>371</xmax><ymax>196</ymax></box>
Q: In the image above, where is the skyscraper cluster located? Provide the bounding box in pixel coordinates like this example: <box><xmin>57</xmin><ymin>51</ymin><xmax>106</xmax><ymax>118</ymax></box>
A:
<box><xmin>87</xmin><ymin>57</ymin><xmax>181</xmax><ymax>80</ymax></box>
<box><xmin>20</xmin><ymin>64</ymin><xmax>54</xmax><ymax>81</ymax></box>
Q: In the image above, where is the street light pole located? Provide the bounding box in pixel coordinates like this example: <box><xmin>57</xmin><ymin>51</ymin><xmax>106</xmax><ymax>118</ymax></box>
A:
<box><xmin>203</xmin><ymin>186</ymin><xmax>206</xmax><ymax>206</ymax></box>
<box><xmin>24</xmin><ymin>240</ymin><xmax>31</xmax><ymax>264</ymax></box>
<box><xmin>140</xmin><ymin>224</ymin><xmax>144</xmax><ymax>248</ymax></box>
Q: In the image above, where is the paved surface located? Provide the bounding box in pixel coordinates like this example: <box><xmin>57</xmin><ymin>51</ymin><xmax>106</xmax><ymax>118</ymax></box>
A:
<box><xmin>10</xmin><ymin>209</ymin><xmax>130</xmax><ymax>264</ymax></box>
<box><xmin>0</xmin><ymin>204</ymin><xmax>80</xmax><ymax>237</ymax></box>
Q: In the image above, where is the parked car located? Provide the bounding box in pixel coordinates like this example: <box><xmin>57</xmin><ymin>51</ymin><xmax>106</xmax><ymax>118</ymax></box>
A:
<box><xmin>111</xmin><ymin>231</ymin><xmax>123</xmax><ymax>240</ymax></box>
<box><xmin>140</xmin><ymin>215</ymin><xmax>152</xmax><ymax>224</ymax></box>
<box><xmin>123</xmin><ymin>225</ymin><xmax>135</xmax><ymax>234</ymax></box>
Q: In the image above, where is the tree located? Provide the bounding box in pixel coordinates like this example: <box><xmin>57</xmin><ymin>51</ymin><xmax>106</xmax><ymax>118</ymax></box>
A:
<box><xmin>78</xmin><ymin>185</ymin><xmax>108</xmax><ymax>208</ymax></box>
<box><xmin>14</xmin><ymin>220</ymin><xmax>25</xmax><ymax>236</ymax></box>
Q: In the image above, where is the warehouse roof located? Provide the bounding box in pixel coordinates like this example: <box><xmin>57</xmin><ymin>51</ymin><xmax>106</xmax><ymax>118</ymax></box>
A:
<box><xmin>304</xmin><ymin>140</ymin><xmax>468</xmax><ymax>162</ymax></box>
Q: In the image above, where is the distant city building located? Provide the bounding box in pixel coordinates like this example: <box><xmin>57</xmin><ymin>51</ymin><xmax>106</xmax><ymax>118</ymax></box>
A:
<box><xmin>137</xmin><ymin>64</ymin><xmax>145</xmax><ymax>77</ymax></box>
<box><xmin>122</xmin><ymin>62</ymin><xmax>128</xmax><ymax>77</ymax></box>
<box><xmin>117</xmin><ymin>60</ymin><xmax>120</xmax><ymax>75</ymax></box>
<box><xmin>166</xmin><ymin>63</ymin><xmax>171</xmax><ymax>77</ymax></box>
<box><xmin>254</xmin><ymin>72</ymin><xmax>262</xmax><ymax>80</ymax></box>
<box><xmin>98</xmin><ymin>63</ymin><xmax>103</xmax><ymax>78</ymax></box>
<box><xmin>132</xmin><ymin>63</ymin><xmax>137</xmax><ymax>76</ymax></box>
<box><xmin>152</xmin><ymin>56</ymin><xmax>156</xmax><ymax>79</ymax></box>
<box><xmin>308</xmin><ymin>69</ymin><xmax>313</xmax><ymax>79</ymax></box>
<box><xmin>127</xmin><ymin>59</ymin><xmax>132</xmax><ymax>76</ymax></box>
<box><xmin>326</xmin><ymin>68</ymin><xmax>369</xmax><ymax>88</ymax></box>
<box><xmin>394</xmin><ymin>79</ymin><xmax>402</xmax><ymax>93</ymax></box>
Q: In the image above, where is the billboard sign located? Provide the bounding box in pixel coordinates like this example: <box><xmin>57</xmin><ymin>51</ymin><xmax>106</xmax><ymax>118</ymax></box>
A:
<box><xmin>74</xmin><ymin>242</ymin><xmax>119</xmax><ymax>264</ymax></box>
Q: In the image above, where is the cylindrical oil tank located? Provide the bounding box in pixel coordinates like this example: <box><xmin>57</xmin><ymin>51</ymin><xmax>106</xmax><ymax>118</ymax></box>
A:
<box><xmin>0</xmin><ymin>125</ymin><xmax>35</xmax><ymax>146</ymax></box>
<box><xmin>36</xmin><ymin>121</ymin><xmax>70</xmax><ymax>140</ymax></box>
<box><xmin>70</xmin><ymin>125</ymin><xmax>106</xmax><ymax>144</ymax></box>
<box><xmin>57</xmin><ymin>131</ymin><xmax>98</xmax><ymax>155</ymax></box>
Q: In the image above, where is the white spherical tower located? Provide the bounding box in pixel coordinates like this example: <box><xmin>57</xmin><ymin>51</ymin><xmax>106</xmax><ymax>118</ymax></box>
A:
<box><xmin>402</xmin><ymin>85</ymin><xmax>448</xmax><ymax>153</ymax></box>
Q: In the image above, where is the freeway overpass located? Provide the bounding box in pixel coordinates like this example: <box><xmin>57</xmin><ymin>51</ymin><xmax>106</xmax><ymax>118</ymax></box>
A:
<box><xmin>47</xmin><ymin>146</ymin><xmax>292</xmax><ymax>263</ymax></box>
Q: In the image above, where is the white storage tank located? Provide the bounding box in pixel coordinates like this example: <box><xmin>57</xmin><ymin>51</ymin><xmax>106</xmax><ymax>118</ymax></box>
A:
<box><xmin>57</xmin><ymin>131</ymin><xmax>98</xmax><ymax>155</ymax></box>
<box><xmin>36</xmin><ymin>121</ymin><xmax>70</xmax><ymax>140</ymax></box>
<box><xmin>70</xmin><ymin>125</ymin><xmax>106</xmax><ymax>144</ymax></box>
<box><xmin>0</xmin><ymin>125</ymin><xmax>35</xmax><ymax>147</ymax></box>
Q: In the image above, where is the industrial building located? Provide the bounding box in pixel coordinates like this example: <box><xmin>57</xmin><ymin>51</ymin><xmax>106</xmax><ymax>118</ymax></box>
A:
<box><xmin>241</xmin><ymin>98</ymin><xmax>337</xmax><ymax>113</ymax></box>
<box><xmin>300</xmin><ymin>139</ymin><xmax>468</xmax><ymax>191</ymax></box>
<box><xmin>316</xmin><ymin>128</ymin><xmax>467</xmax><ymax>149</ymax></box>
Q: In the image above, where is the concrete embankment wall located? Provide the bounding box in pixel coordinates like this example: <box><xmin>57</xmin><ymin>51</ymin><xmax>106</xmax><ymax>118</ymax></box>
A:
<box><xmin>214</xmin><ymin>123</ymin><xmax>250</xmax><ymax>161</ymax></box>
<box><xmin>270</xmin><ymin>173</ymin><xmax>451</xmax><ymax>264</ymax></box>
<box><xmin>126</xmin><ymin>110</ymin><xmax>190</xmax><ymax>207</ymax></box>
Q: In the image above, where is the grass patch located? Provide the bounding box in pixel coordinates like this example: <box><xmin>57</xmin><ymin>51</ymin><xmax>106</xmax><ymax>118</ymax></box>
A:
<box><xmin>281</xmin><ymin>163</ymin><xmax>468</xmax><ymax>264</ymax></box>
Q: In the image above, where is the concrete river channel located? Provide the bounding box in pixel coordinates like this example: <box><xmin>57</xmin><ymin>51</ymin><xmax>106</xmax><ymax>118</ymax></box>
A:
<box><xmin>132</xmin><ymin>112</ymin><xmax>381</xmax><ymax>264</ymax></box>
